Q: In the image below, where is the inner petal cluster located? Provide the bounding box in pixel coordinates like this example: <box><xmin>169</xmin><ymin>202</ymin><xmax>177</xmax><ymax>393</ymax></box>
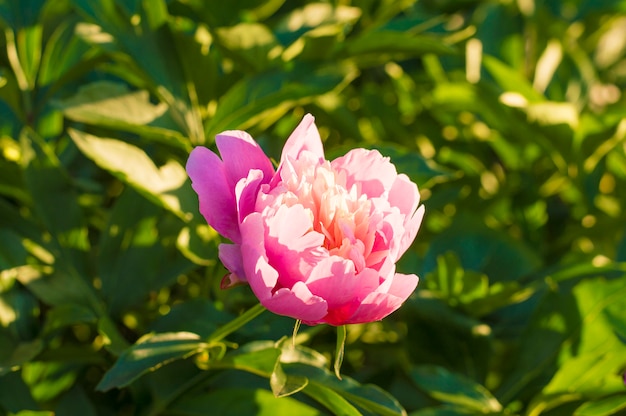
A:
<box><xmin>258</xmin><ymin>151</ymin><xmax>388</xmax><ymax>279</ymax></box>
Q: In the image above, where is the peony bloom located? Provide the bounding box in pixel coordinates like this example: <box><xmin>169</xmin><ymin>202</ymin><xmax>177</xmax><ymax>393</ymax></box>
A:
<box><xmin>187</xmin><ymin>114</ymin><xmax>424</xmax><ymax>326</ymax></box>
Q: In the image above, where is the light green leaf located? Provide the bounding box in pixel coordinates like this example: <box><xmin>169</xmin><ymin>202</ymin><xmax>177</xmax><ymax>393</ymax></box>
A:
<box><xmin>68</xmin><ymin>129</ymin><xmax>193</xmax><ymax>220</ymax></box>
<box><xmin>574</xmin><ymin>395</ymin><xmax>626</xmax><ymax>416</ymax></box>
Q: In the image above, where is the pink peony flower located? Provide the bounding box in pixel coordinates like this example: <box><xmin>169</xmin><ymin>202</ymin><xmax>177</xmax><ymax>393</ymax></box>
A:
<box><xmin>187</xmin><ymin>114</ymin><xmax>425</xmax><ymax>326</ymax></box>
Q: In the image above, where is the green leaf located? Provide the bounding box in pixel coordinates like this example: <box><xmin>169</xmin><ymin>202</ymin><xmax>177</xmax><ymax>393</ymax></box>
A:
<box><xmin>96</xmin><ymin>188</ymin><xmax>194</xmax><ymax>314</ymax></box>
<box><xmin>96</xmin><ymin>332</ymin><xmax>208</xmax><ymax>391</ymax></box>
<box><xmin>409</xmin><ymin>365</ymin><xmax>502</xmax><ymax>413</ymax></box>
<box><xmin>344</xmin><ymin>31</ymin><xmax>455</xmax><ymax>63</ymax></box>
<box><xmin>20</xmin><ymin>128</ymin><xmax>90</xmax><ymax>266</ymax></box>
<box><xmin>58</xmin><ymin>81</ymin><xmax>189</xmax><ymax>150</ymax></box>
<box><xmin>0</xmin><ymin>339</ymin><xmax>43</xmax><ymax>376</ymax></box>
<box><xmin>205</xmin><ymin>63</ymin><xmax>356</xmax><ymax>137</ymax></box>
<box><xmin>167</xmin><ymin>388</ymin><xmax>322</xmax><ymax>416</ymax></box>
<box><xmin>574</xmin><ymin>395</ymin><xmax>626</xmax><ymax>416</ymax></box>
<box><xmin>68</xmin><ymin>129</ymin><xmax>194</xmax><ymax>220</ymax></box>
<box><xmin>0</xmin><ymin>371</ymin><xmax>39</xmax><ymax>413</ymax></box>
<box><xmin>215</xmin><ymin>23</ymin><xmax>281</xmax><ymax>72</ymax></box>
<box><xmin>42</xmin><ymin>304</ymin><xmax>97</xmax><ymax>335</ymax></box>
<box><xmin>270</xmin><ymin>360</ymin><xmax>308</xmax><ymax>398</ymax></box>
<box><xmin>285</xmin><ymin>363</ymin><xmax>407</xmax><ymax>416</ymax></box>
<box><xmin>482</xmin><ymin>55</ymin><xmax>545</xmax><ymax>103</ymax></box>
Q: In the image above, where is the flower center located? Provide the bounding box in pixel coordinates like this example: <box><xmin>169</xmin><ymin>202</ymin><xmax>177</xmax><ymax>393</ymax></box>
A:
<box><xmin>264</xmin><ymin>154</ymin><xmax>381</xmax><ymax>272</ymax></box>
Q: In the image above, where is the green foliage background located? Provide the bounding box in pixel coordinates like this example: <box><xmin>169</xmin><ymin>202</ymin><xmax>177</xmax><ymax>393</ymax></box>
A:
<box><xmin>1</xmin><ymin>0</ymin><xmax>626</xmax><ymax>414</ymax></box>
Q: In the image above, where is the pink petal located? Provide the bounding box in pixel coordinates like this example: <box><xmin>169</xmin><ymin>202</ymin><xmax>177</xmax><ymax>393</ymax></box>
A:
<box><xmin>235</xmin><ymin>169</ymin><xmax>265</xmax><ymax>222</ymax></box>
<box><xmin>239</xmin><ymin>213</ymin><xmax>278</xmax><ymax>301</ymax></box>
<box><xmin>264</xmin><ymin>281</ymin><xmax>328</xmax><ymax>323</ymax></box>
<box><xmin>265</xmin><ymin>204</ymin><xmax>325</xmax><ymax>287</ymax></box>
<box><xmin>186</xmin><ymin>147</ymin><xmax>240</xmax><ymax>242</ymax></box>
<box><xmin>215</xmin><ymin>130</ymin><xmax>274</xmax><ymax>188</ymax></box>
<box><xmin>218</xmin><ymin>243</ymin><xmax>246</xmax><ymax>288</ymax></box>
<box><xmin>279</xmin><ymin>114</ymin><xmax>324</xmax><ymax>165</ymax></box>
<box><xmin>306</xmin><ymin>257</ymin><xmax>379</xmax><ymax>325</ymax></box>
<box><xmin>398</xmin><ymin>205</ymin><xmax>425</xmax><ymax>258</ymax></box>
<box><xmin>346</xmin><ymin>273</ymin><xmax>418</xmax><ymax>324</ymax></box>
<box><xmin>389</xmin><ymin>174</ymin><xmax>419</xmax><ymax>217</ymax></box>
<box><xmin>331</xmin><ymin>149</ymin><xmax>397</xmax><ymax>198</ymax></box>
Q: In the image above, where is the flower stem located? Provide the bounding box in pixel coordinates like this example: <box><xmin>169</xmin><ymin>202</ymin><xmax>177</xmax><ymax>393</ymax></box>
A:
<box><xmin>207</xmin><ymin>303</ymin><xmax>267</xmax><ymax>342</ymax></box>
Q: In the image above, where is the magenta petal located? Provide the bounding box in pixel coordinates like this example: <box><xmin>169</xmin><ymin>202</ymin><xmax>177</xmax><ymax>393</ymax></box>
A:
<box><xmin>280</xmin><ymin>114</ymin><xmax>324</xmax><ymax>165</ymax></box>
<box><xmin>186</xmin><ymin>147</ymin><xmax>240</xmax><ymax>242</ymax></box>
<box><xmin>216</xmin><ymin>130</ymin><xmax>274</xmax><ymax>188</ymax></box>
<box><xmin>218</xmin><ymin>243</ymin><xmax>246</xmax><ymax>287</ymax></box>
<box><xmin>264</xmin><ymin>281</ymin><xmax>328</xmax><ymax>323</ymax></box>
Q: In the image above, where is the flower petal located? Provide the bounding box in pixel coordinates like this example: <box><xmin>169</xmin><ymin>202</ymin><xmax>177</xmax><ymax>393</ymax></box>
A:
<box><xmin>239</xmin><ymin>212</ymin><xmax>277</xmax><ymax>301</ymax></box>
<box><xmin>346</xmin><ymin>273</ymin><xmax>418</xmax><ymax>324</ymax></box>
<box><xmin>235</xmin><ymin>169</ymin><xmax>265</xmax><ymax>222</ymax></box>
<box><xmin>218</xmin><ymin>243</ymin><xmax>246</xmax><ymax>288</ymax></box>
<box><xmin>216</xmin><ymin>130</ymin><xmax>274</xmax><ymax>188</ymax></box>
<box><xmin>186</xmin><ymin>146</ymin><xmax>239</xmax><ymax>242</ymax></box>
<box><xmin>331</xmin><ymin>149</ymin><xmax>397</xmax><ymax>198</ymax></box>
<box><xmin>264</xmin><ymin>281</ymin><xmax>328</xmax><ymax>323</ymax></box>
<box><xmin>389</xmin><ymin>174</ymin><xmax>419</xmax><ymax>217</ymax></box>
<box><xmin>280</xmin><ymin>114</ymin><xmax>324</xmax><ymax>165</ymax></box>
<box><xmin>398</xmin><ymin>205</ymin><xmax>425</xmax><ymax>258</ymax></box>
<box><xmin>306</xmin><ymin>257</ymin><xmax>379</xmax><ymax>325</ymax></box>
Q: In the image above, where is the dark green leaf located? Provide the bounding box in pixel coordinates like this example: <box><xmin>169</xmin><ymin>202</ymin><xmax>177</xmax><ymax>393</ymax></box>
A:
<box><xmin>96</xmin><ymin>332</ymin><xmax>208</xmax><ymax>391</ymax></box>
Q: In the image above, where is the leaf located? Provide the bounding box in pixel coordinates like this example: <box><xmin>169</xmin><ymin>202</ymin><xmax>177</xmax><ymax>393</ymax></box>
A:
<box><xmin>0</xmin><ymin>339</ymin><xmax>43</xmax><ymax>376</ymax></box>
<box><xmin>409</xmin><ymin>365</ymin><xmax>502</xmax><ymax>413</ymax></box>
<box><xmin>20</xmin><ymin>128</ymin><xmax>90</xmax><ymax>267</ymax></box>
<box><xmin>574</xmin><ymin>395</ymin><xmax>626</xmax><ymax>416</ymax></box>
<box><xmin>285</xmin><ymin>363</ymin><xmax>407</xmax><ymax>416</ymax></box>
<box><xmin>215</xmin><ymin>23</ymin><xmax>281</xmax><ymax>72</ymax></box>
<box><xmin>96</xmin><ymin>188</ymin><xmax>194</xmax><ymax>314</ymax></box>
<box><xmin>344</xmin><ymin>30</ymin><xmax>455</xmax><ymax>62</ymax></box>
<box><xmin>482</xmin><ymin>55</ymin><xmax>545</xmax><ymax>103</ymax></box>
<box><xmin>167</xmin><ymin>388</ymin><xmax>322</xmax><ymax>416</ymax></box>
<box><xmin>42</xmin><ymin>304</ymin><xmax>97</xmax><ymax>335</ymax></box>
<box><xmin>68</xmin><ymin>129</ymin><xmax>194</xmax><ymax>220</ymax></box>
<box><xmin>205</xmin><ymin>63</ymin><xmax>356</xmax><ymax>137</ymax></box>
<box><xmin>270</xmin><ymin>360</ymin><xmax>308</xmax><ymax>398</ymax></box>
<box><xmin>96</xmin><ymin>332</ymin><xmax>208</xmax><ymax>391</ymax></box>
<box><xmin>0</xmin><ymin>371</ymin><xmax>39</xmax><ymax>413</ymax></box>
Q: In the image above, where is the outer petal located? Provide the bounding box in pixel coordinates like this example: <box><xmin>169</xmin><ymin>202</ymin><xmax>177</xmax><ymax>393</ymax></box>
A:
<box><xmin>264</xmin><ymin>281</ymin><xmax>328</xmax><ymax>323</ymax></box>
<box><xmin>305</xmin><ymin>258</ymin><xmax>379</xmax><ymax>326</ymax></box>
<box><xmin>389</xmin><ymin>174</ymin><xmax>419</xmax><ymax>217</ymax></box>
<box><xmin>218</xmin><ymin>243</ymin><xmax>246</xmax><ymax>288</ymax></box>
<box><xmin>346</xmin><ymin>273</ymin><xmax>418</xmax><ymax>324</ymax></box>
<box><xmin>239</xmin><ymin>213</ymin><xmax>277</xmax><ymax>301</ymax></box>
<box><xmin>331</xmin><ymin>149</ymin><xmax>397</xmax><ymax>198</ymax></box>
<box><xmin>186</xmin><ymin>147</ymin><xmax>240</xmax><ymax>242</ymax></box>
<box><xmin>398</xmin><ymin>205</ymin><xmax>425</xmax><ymax>258</ymax></box>
<box><xmin>279</xmin><ymin>114</ymin><xmax>324</xmax><ymax>165</ymax></box>
<box><xmin>215</xmin><ymin>130</ymin><xmax>274</xmax><ymax>188</ymax></box>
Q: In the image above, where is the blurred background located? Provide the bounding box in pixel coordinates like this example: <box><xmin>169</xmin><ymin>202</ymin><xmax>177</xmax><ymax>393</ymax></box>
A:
<box><xmin>1</xmin><ymin>0</ymin><xmax>626</xmax><ymax>415</ymax></box>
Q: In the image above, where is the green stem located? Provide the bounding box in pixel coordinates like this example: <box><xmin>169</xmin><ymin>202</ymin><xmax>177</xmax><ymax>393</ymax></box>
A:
<box><xmin>207</xmin><ymin>303</ymin><xmax>267</xmax><ymax>342</ymax></box>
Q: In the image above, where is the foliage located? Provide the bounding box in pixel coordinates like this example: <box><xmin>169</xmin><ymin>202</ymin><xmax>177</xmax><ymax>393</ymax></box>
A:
<box><xmin>1</xmin><ymin>0</ymin><xmax>626</xmax><ymax>415</ymax></box>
